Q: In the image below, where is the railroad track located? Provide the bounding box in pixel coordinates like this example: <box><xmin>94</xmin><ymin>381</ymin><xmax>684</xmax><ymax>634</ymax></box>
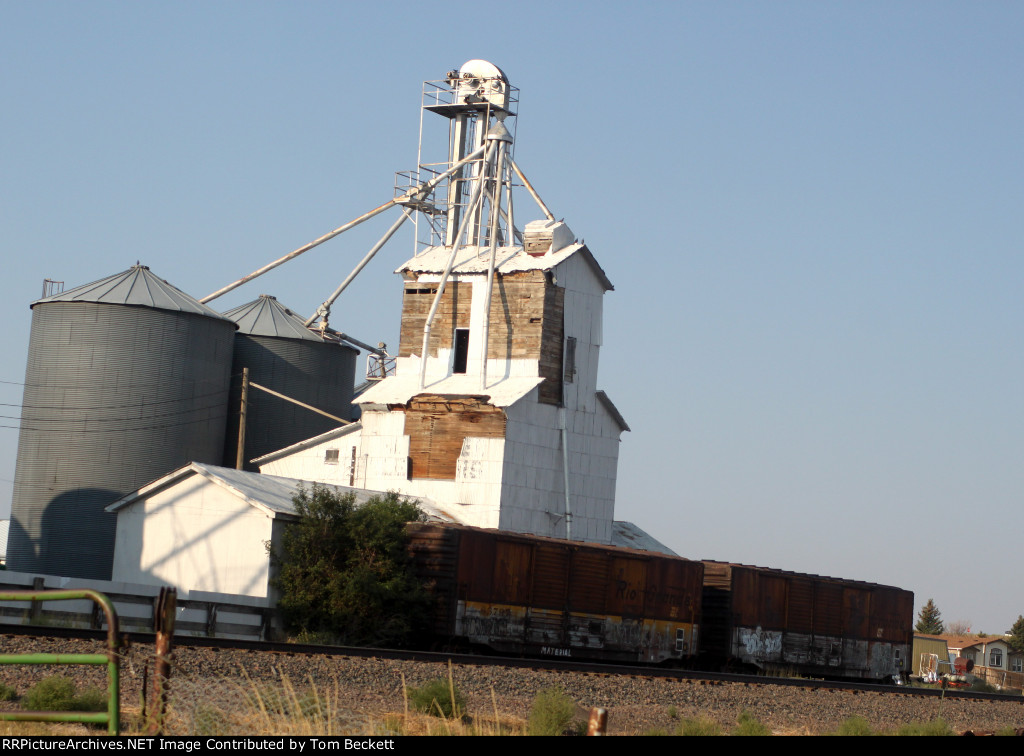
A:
<box><xmin>3</xmin><ymin>623</ymin><xmax>1021</xmax><ymax>705</ymax></box>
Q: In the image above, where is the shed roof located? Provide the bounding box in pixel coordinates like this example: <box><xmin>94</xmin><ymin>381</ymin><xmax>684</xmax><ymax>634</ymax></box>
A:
<box><xmin>223</xmin><ymin>295</ymin><xmax>324</xmax><ymax>342</ymax></box>
<box><xmin>596</xmin><ymin>391</ymin><xmax>630</xmax><ymax>432</ymax></box>
<box><xmin>252</xmin><ymin>422</ymin><xmax>363</xmax><ymax>466</ymax></box>
<box><xmin>611</xmin><ymin>522</ymin><xmax>678</xmax><ymax>555</ymax></box>
<box><xmin>32</xmin><ymin>265</ymin><xmax>232</xmax><ymax>321</ymax></box>
<box><xmin>397</xmin><ymin>243</ymin><xmax>613</xmax><ymax>291</ymax></box>
<box><xmin>104</xmin><ymin>461</ymin><xmax>456</xmax><ymax>524</ymax></box>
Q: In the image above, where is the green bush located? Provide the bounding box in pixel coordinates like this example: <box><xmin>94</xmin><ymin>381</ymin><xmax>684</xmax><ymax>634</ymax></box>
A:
<box><xmin>528</xmin><ymin>686</ymin><xmax>578</xmax><ymax>736</ymax></box>
<box><xmin>21</xmin><ymin>676</ymin><xmax>105</xmax><ymax>712</ymax></box>
<box><xmin>732</xmin><ymin>709</ymin><xmax>771</xmax><ymax>736</ymax></box>
<box><xmin>831</xmin><ymin>716</ymin><xmax>875</xmax><ymax>736</ymax></box>
<box><xmin>408</xmin><ymin>678</ymin><xmax>465</xmax><ymax>719</ymax></box>
<box><xmin>272</xmin><ymin>486</ymin><xmax>429</xmax><ymax>647</ymax></box>
<box><xmin>895</xmin><ymin>718</ymin><xmax>952</xmax><ymax>736</ymax></box>
<box><xmin>677</xmin><ymin>716</ymin><xmax>724</xmax><ymax>736</ymax></box>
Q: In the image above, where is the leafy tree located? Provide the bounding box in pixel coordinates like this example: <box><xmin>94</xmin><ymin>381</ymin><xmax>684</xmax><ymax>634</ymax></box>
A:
<box><xmin>271</xmin><ymin>485</ymin><xmax>429</xmax><ymax>647</ymax></box>
<box><xmin>915</xmin><ymin>598</ymin><xmax>945</xmax><ymax>634</ymax></box>
<box><xmin>1008</xmin><ymin>615</ymin><xmax>1024</xmax><ymax>652</ymax></box>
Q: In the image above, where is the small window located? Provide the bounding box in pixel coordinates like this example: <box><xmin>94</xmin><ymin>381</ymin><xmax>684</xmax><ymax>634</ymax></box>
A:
<box><xmin>990</xmin><ymin>649</ymin><xmax>1003</xmax><ymax>667</ymax></box>
<box><xmin>1012</xmin><ymin>658</ymin><xmax>1022</xmax><ymax>673</ymax></box>
<box><xmin>325</xmin><ymin>449</ymin><xmax>340</xmax><ymax>465</ymax></box>
<box><xmin>675</xmin><ymin>628</ymin><xmax>686</xmax><ymax>652</ymax></box>
<box><xmin>563</xmin><ymin>336</ymin><xmax>576</xmax><ymax>383</ymax></box>
<box><xmin>453</xmin><ymin>328</ymin><xmax>469</xmax><ymax>374</ymax></box>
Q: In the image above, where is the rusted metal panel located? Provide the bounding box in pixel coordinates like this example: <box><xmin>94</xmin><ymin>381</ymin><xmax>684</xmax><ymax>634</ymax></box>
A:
<box><xmin>701</xmin><ymin>559</ymin><xmax>913</xmax><ymax>679</ymax></box>
<box><xmin>406</xmin><ymin>522</ymin><xmax>702</xmax><ymax>664</ymax></box>
<box><xmin>570</xmin><ymin>547</ymin><xmax>610</xmax><ymax>612</ymax></box>
<box><xmin>531</xmin><ymin>542</ymin><xmax>569</xmax><ymax>609</ymax></box>
<box><xmin>843</xmin><ymin>587</ymin><xmax>870</xmax><ymax>638</ymax></box>
<box><xmin>606</xmin><ymin>557</ymin><xmax>646</xmax><ymax>616</ymax></box>
<box><xmin>493</xmin><ymin>540</ymin><xmax>533</xmax><ymax>604</ymax></box>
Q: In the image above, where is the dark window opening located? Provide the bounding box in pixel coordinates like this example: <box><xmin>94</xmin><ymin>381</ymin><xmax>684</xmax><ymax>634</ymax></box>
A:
<box><xmin>564</xmin><ymin>336</ymin><xmax>577</xmax><ymax>383</ymax></box>
<box><xmin>453</xmin><ymin>328</ymin><xmax>470</xmax><ymax>374</ymax></box>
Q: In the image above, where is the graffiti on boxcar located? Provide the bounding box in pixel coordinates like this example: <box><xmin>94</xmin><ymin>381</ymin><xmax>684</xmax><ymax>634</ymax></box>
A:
<box><xmin>738</xmin><ymin>626</ymin><xmax>783</xmax><ymax>660</ymax></box>
<box><xmin>613</xmin><ymin>580</ymin><xmax>692</xmax><ymax>610</ymax></box>
<box><xmin>604</xmin><ymin>617</ymin><xmax>646</xmax><ymax>648</ymax></box>
<box><xmin>457</xmin><ymin>602</ymin><xmax>526</xmax><ymax>640</ymax></box>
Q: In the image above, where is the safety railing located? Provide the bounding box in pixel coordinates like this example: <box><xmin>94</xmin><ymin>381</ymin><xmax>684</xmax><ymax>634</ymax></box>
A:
<box><xmin>0</xmin><ymin>589</ymin><xmax>121</xmax><ymax>735</ymax></box>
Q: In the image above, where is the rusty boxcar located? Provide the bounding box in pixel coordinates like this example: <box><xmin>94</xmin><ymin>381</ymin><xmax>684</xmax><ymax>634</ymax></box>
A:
<box><xmin>700</xmin><ymin>561</ymin><xmax>913</xmax><ymax>681</ymax></box>
<box><xmin>407</xmin><ymin>523</ymin><xmax>703</xmax><ymax>664</ymax></box>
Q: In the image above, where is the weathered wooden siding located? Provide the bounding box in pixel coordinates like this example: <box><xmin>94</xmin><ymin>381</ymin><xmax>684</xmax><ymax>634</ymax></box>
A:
<box><xmin>398</xmin><ymin>282</ymin><xmax>470</xmax><ymax>358</ymax></box>
<box><xmin>403</xmin><ymin>395</ymin><xmax>506</xmax><ymax>480</ymax></box>
<box><xmin>486</xmin><ymin>271</ymin><xmax>564</xmax><ymax>404</ymax></box>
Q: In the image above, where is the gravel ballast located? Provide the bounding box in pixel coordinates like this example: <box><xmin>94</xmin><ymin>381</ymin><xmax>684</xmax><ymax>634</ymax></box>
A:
<box><xmin>2</xmin><ymin>635</ymin><xmax>1022</xmax><ymax>735</ymax></box>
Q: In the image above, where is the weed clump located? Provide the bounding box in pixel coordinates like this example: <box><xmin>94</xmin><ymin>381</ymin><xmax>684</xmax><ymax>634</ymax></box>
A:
<box><xmin>21</xmin><ymin>676</ymin><xmax>105</xmax><ymax>712</ymax></box>
<box><xmin>677</xmin><ymin>716</ymin><xmax>724</xmax><ymax>736</ymax></box>
<box><xmin>831</xmin><ymin>716</ymin><xmax>875</xmax><ymax>736</ymax></box>
<box><xmin>528</xmin><ymin>686</ymin><xmax>580</xmax><ymax>736</ymax></box>
<box><xmin>408</xmin><ymin>678</ymin><xmax>465</xmax><ymax>719</ymax></box>
<box><xmin>732</xmin><ymin>709</ymin><xmax>771</xmax><ymax>736</ymax></box>
<box><xmin>0</xmin><ymin>683</ymin><xmax>17</xmax><ymax>702</ymax></box>
<box><xmin>894</xmin><ymin>718</ymin><xmax>953</xmax><ymax>736</ymax></box>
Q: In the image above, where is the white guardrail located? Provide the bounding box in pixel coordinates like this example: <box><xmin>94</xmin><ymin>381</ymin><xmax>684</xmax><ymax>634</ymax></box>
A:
<box><xmin>0</xmin><ymin>570</ymin><xmax>275</xmax><ymax>640</ymax></box>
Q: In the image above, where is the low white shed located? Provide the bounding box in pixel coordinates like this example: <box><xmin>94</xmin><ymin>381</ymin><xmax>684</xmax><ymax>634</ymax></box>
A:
<box><xmin>105</xmin><ymin>462</ymin><xmax>448</xmax><ymax>599</ymax></box>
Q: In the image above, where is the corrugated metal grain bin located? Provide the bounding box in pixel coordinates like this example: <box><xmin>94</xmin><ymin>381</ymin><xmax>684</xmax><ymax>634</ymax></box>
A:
<box><xmin>221</xmin><ymin>295</ymin><xmax>358</xmax><ymax>471</ymax></box>
<box><xmin>701</xmin><ymin>561</ymin><xmax>913</xmax><ymax>680</ymax></box>
<box><xmin>407</xmin><ymin>523</ymin><xmax>702</xmax><ymax>664</ymax></box>
<box><xmin>7</xmin><ymin>266</ymin><xmax>236</xmax><ymax>580</ymax></box>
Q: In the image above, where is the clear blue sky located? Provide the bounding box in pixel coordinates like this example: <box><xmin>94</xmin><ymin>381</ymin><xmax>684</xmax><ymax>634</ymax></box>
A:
<box><xmin>2</xmin><ymin>1</ymin><xmax>1021</xmax><ymax>634</ymax></box>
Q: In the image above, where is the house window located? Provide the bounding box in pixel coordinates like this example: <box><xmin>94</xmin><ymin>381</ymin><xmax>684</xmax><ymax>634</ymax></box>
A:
<box><xmin>989</xmin><ymin>649</ymin><xmax>1003</xmax><ymax>667</ymax></box>
<box><xmin>1012</xmin><ymin>658</ymin><xmax>1022</xmax><ymax>673</ymax></box>
<box><xmin>453</xmin><ymin>329</ymin><xmax>469</xmax><ymax>374</ymax></box>
<box><xmin>325</xmin><ymin>449</ymin><xmax>340</xmax><ymax>465</ymax></box>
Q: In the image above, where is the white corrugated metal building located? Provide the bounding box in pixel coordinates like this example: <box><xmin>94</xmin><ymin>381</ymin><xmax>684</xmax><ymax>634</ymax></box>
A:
<box><xmin>258</xmin><ymin>229</ymin><xmax>629</xmax><ymax>544</ymax></box>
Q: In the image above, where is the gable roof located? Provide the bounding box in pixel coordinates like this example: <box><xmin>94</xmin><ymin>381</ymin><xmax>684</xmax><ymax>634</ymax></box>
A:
<box><xmin>104</xmin><ymin>461</ymin><xmax>455</xmax><ymax>523</ymax></box>
<box><xmin>397</xmin><ymin>243</ymin><xmax>613</xmax><ymax>291</ymax></box>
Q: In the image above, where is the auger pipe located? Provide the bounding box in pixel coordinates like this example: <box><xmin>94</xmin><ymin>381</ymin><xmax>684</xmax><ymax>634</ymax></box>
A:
<box><xmin>201</xmin><ymin>144</ymin><xmax>488</xmax><ymax>304</ymax></box>
<box><xmin>507</xmin><ymin>157</ymin><xmax>555</xmax><ymax>222</ymax></box>
<box><xmin>305</xmin><ymin>208</ymin><xmax>413</xmax><ymax>327</ymax></box>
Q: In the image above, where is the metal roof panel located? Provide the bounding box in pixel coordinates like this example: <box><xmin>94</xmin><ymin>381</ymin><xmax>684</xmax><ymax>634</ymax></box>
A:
<box><xmin>32</xmin><ymin>265</ymin><xmax>232</xmax><ymax>321</ymax></box>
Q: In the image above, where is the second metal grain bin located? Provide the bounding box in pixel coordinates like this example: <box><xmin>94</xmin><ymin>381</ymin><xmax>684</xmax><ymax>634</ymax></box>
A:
<box><xmin>221</xmin><ymin>295</ymin><xmax>358</xmax><ymax>471</ymax></box>
<box><xmin>7</xmin><ymin>266</ymin><xmax>236</xmax><ymax>579</ymax></box>
<box><xmin>407</xmin><ymin>523</ymin><xmax>703</xmax><ymax>664</ymax></box>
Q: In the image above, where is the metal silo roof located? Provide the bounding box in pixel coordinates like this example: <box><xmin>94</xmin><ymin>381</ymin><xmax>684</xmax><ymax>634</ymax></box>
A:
<box><xmin>222</xmin><ymin>294</ymin><xmax>323</xmax><ymax>342</ymax></box>
<box><xmin>32</xmin><ymin>265</ymin><xmax>232</xmax><ymax>321</ymax></box>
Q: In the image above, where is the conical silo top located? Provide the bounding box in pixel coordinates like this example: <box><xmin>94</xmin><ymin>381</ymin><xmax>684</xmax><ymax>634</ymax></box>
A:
<box><xmin>31</xmin><ymin>264</ymin><xmax>232</xmax><ymax>321</ymax></box>
<box><xmin>222</xmin><ymin>294</ymin><xmax>323</xmax><ymax>342</ymax></box>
